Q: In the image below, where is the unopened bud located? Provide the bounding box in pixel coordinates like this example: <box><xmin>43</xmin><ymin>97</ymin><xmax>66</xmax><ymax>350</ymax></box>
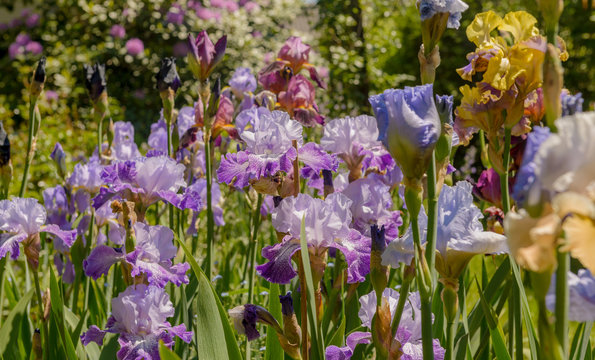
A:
<box><xmin>279</xmin><ymin>292</ymin><xmax>301</xmax><ymax>346</ymax></box>
<box><xmin>155</xmin><ymin>57</ymin><xmax>181</xmax><ymax>94</ymax></box>
<box><xmin>370</xmin><ymin>224</ymin><xmax>388</xmax><ymax>304</ymax></box>
<box><xmin>32</xmin><ymin>329</ymin><xmax>42</xmax><ymax>359</ymax></box>
<box><xmin>50</xmin><ymin>142</ymin><xmax>67</xmax><ymax>179</ymax></box>
<box><xmin>30</xmin><ymin>56</ymin><xmax>46</xmax><ymax>98</ymax></box>
<box><xmin>84</xmin><ymin>63</ymin><xmax>107</xmax><ymax>103</ymax></box>
<box><xmin>255</xmin><ymin>90</ymin><xmax>277</xmax><ymax>111</ymax></box>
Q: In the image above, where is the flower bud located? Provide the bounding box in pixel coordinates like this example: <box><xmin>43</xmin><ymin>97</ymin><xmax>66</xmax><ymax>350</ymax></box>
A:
<box><xmin>0</xmin><ymin>121</ymin><xmax>11</xmax><ymax>197</ymax></box>
<box><xmin>30</xmin><ymin>56</ymin><xmax>46</xmax><ymax>98</ymax></box>
<box><xmin>228</xmin><ymin>304</ymin><xmax>283</xmax><ymax>341</ymax></box>
<box><xmin>370</xmin><ymin>224</ymin><xmax>388</xmax><ymax>304</ymax></box>
<box><xmin>187</xmin><ymin>31</ymin><xmax>227</xmax><ymax>82</ymax></box>
<box><xmin>322</xmin><ymin>169</ymin><xmax>334</xmax><ymax>197</ymax></box>
<box><xmin>542</xmin><ymin>44</ymin><xmax>563</xmax><ymax>128</ymax></box>
<box><xmin>32</xmin><ymin>329</ymin><xmax>42</xmax><ymax>360</ymax></box>
<box><xmin>155</xmin><ymin>57</ymin><xmax>181</xmax><ymax>94</ymax></box>
<box><xmin>441</xmin><ymin>281</ymin><xmax>458</xmax><ymax>323</ymax></box>
<box><xmin>83</xmin><ymin>63</ymin><xmax>107</xmax><ymax>103</ymax></box>
<box><xmin>50</xmin><ymin>142</ymin><xmax>67</xmax><ymax>179</ymax></box>
<box><xmin>279</xmin><ymin>292</ymin><xmax>301</xmax><ymax>346</ymax></box>
<box><xmin>255</xmin><ymin>90</ymin><xmax>277</xmax><ymax>111</ymax></box>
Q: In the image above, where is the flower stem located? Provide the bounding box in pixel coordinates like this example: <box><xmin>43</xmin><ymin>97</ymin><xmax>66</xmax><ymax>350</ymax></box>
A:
<box><xmin>18</xmin><ymin>98</ymin><xmax>39</xmax><ymax>197</ymax></box>
<box><xmin>390</xmin><ymin>267</ymin><xmax>412</xmax><ymax>336</ymax></box>
<box><xmin>405</xmin><ymin>186</ymin><xmax>434</xmax><ymax>360</ymax></box>
<box><xmin>31</xmin><ymin>263</ymin><xmax>49</xmax><ymax>358</ymax></box>
<box><xmin>246</xmin><ymin>194</ymin><xmax>264</xmax><ymax>360</ymax></box>
<box><xmin>204</xmin><ymin>131</ymin><xmax>215</xmax><ymax>280</ymax></box>
<box><xmin>297</xmin><ymin>257</ymin><xmax>309</xmax><ymax>360</ymax></box>
<box><xmin>499</xmin><ymin>128</ymin><xmax>512</xmax><ymax>213</ymax></box>
<box><xmin>425</xmin><ymin>150</ymin><xmax>438</xmax><ymax>281</ymax></box>
<box><xmin>555</xmin><ymin>251</ymin><xmax>569</xmax><ymax>357</ymax></box>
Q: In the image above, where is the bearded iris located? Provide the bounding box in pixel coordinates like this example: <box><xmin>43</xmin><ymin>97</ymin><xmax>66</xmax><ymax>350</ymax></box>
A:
<box><xmin>370</xmin><ymin>84</ymin><xmax>441</xmax><ymax>187</ymax></box>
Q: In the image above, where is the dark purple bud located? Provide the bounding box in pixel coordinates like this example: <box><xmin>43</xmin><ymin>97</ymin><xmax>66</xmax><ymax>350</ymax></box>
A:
<box><xmin>279</xmin><ymin>291</ymin><xmax>295</xmax><ymax>316</ymax></box>
<box><xmin>155</xmin><ymin>57</ymin><xmax>181</xmax><ymax>93</ymax></box>
<box><xmin>0</xmin><ymin>121</ymin><xmax>9</xmax><ymax>167</ymax></box>
<box><xmin>83</xmin><ymin>63</ymin><xmax>107</xmax><ymax>102</ymax></box>
<box><xmin>370</xmin><ymin>224</ymin><xmax>386</xmax><ymax>252</ymax></box>
<box><xmin>33</xmin><ymin>56</ymin><xmax>46</xmax><ymax>84</ymax></box>
<box><xmin>50</xmin><ymin>142</ymin><xmax>66</xmax><ymax>178</ymax></box>
<box><xmin>242</xmin><ymin>304</ymin><xmax>261</xmax><ymax>341</ymax></box>
<box><xmin>229</xmin><ymin>304</ymin><xmax>282</xmax><ymax>341</ymax></box>
<box><xmin>322</xmin><ymin>169</ymin><xmax>333</xmax><ymax>188</ymax></box>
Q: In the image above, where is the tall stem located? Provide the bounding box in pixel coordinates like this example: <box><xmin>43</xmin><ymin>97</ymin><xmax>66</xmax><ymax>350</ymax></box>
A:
<box><xmin>18</xmin><ymin>98</ymin><xmax>38</xmax><ymax>197</ymax></box>
<box><xmin>204</xmin><ymin>132</ymin><xmax>214</xmax><ymax>280</ymax></box>
<box><xmin>555</xmin><ymin>251</ymin><xmax>569</xmax><ymax>357</ymax></box>
<box><xmin>425</xmin><ymin>150</ymin><xmax>438</xmax><ymax>280</ymax></box>
<box><xmin>31</xmin><ymin>264</ymin><xmax>49</xmax><ymax>358</ymax></box>
<box><xmin>245</xmin><ymin>194</ymin><xmax>264</xmax><ymax>360</ymax></box>
<box><xmin>297</xmin><ymin>257</ymin><xmax>309</xmax><ymax>360</ymax></box>
<box><xmin>499</xmin><ymin>128</ymin><xmax>512</xmax><ymax>214</ymax></box>
<box><xmin>405</xmin><ymin>186</ymin><xmax>434</xmax><ymax>360</ymax></box>
<box><xmin>390</xmin><ymin>269</ymin><xmax>412</xmax><ymax>336</ymax></box>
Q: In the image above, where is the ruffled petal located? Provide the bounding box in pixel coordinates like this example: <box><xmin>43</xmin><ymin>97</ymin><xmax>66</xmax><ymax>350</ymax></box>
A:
<box><xmin>126</xmin><ymin>251</ymin><xmax>190</xmax><ymax>287</ymax></box>
<box><xmin>80</xmin><ymin>325</ymin><xmax>107</xmax><ymax>346</ymax></box>
<box><xmin>325</xmin><ymin>331</ymin><xmax>371</xmax><ymax>360</ymax></box>
<box><xmin>256</xmin><ymin>237</ymin><xmax>301</xmax><ymax>284</ymax></box>
<box><xmin>0</xmin><ymin>233</ymin><xmax>26</xmax><ymax>260</ymax></box>
<box><xmin>331</xmin><ymin>230</ymin><xmax>371</xmax><ymax>283</ymax></box>
<box><xmin>41</xmin><ymin>224</ymin><xmax>77</xmax><ymax>248</ymax></box>
<box><xmin>83</xmin><ymin>245</ymin><xmax>125</xmax><ymax>280</ymax></box>
<box><xmin>298</xmin><ymin>142</ymin><xmax>336</xmax><ymax>173</ymax></box>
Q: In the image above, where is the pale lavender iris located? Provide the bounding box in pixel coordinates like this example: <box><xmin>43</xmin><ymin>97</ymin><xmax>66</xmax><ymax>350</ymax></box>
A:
<box><xmin>418</xmin><ymin>0</ymin><xmax>469</xmax><ymax>29</ymax></box>
<box><xmin>326</xmin><ymin>289</ymin><xmax>445</xmax><ymax>360</ymax></box>
<box><xmin>382</xmin><ymin>181</ymin><xmax>507</xmax><ymax>273</ymax></box>
<box><xmin>94</xmin><ymin>200</ymin><xmax>125</xmax><ymax>246</ymax></box>
<box><xmin>0</xmin><ymin>198</ymin><xmax>76</xmax><ymax>261</ymax></box>
<box><xmin>83</xmin><ymin>222</ymin><xmax>189</xmax><ymax>287</ymax></box>
<box><xmin>370</xmin><ymin>84</ymin><xmax>441</xmax><ymax>183</ymax></box>
<box><xmin>560</xmin><ymin>91</ymin><xmax>584</xmax><ymax>117</ymax></box>
<box><xmin>43</xmin><ymin>185</ymin><xmax>71</xmax><ymax>230</ymax></box>
<box><xmin>218</xmin><ymin>108</ymin><xmax>334</xmax><ymax>188</ymax></box>
<box><xmin>229</xmin><ymin>67</ymin><xmax>257</xmax><ymax>94</ymax></box>
<box><xmin>81</xmin><ymin>284</ymin><xmax>192</xmax><ymax>359</ymax></box>
<box><xmin>92</xmin><ymin>156</ymin><xmax>201</xmax><ymax>211</ymax></box>
<box><xmin>256</xmin><ymin>193</ymin><xmax>370</xmax><ymax>284</ymax></box>
<box><xmin>511</xmin><ymin>126</ymin><xmax>551</xmax><ymax>208</ymax></box>
<box><xmin>68</xmin><ymin>156</ymin><xmax>104</xmax><ymax>212</ymax></box>
<box><xmin>321</xmin><ymin>115</ymin><xmax>396</xmax><ymax>174</ymax></box>
<box><xmin>186</xmin><ymin>178</ymin><xmax>225</xmax><ymax>236</ymax></box>
<box><xmin>546</xmin><ymin>270</ymin><xmax>595</xmax><ymax>322</ymax></box>
<box><xmin>342</xmin><ymin>177</ymin><xmax>402</xmax><ymax>240</ymax></box>
<box><xmin>111</xmin><ymin>121</ymin><xmax>141</xmax><ymax>161</ymax></box>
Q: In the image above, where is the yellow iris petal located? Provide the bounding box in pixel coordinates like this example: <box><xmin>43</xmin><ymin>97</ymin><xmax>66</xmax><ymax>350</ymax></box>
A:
<box><xmin>499</xmin><ymin>11</ymin><xmax>539</xmax><ymax>43</ymax></box>
<box><xmin>466</xmin><ymin>11</ymin><xmax>502</xmax><ymax>46</ymax></box>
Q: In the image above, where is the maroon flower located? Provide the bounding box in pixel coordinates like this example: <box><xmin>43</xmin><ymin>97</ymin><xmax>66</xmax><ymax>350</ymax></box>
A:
<box><xmin>278</xmin><ymin>75</ymin><xmax>324</xmax><ymax>127</ymax></box>
<box><xmin>187</xmin><ymin>30</ymin><xmax>227</xmax><ymax>81</ymax></box>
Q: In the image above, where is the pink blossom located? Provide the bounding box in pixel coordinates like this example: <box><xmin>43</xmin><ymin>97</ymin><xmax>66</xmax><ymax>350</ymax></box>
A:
<box><xmin>125</xmin><ymin>38</ymin><xmax>144</xmax><ymax>56</ymax></box>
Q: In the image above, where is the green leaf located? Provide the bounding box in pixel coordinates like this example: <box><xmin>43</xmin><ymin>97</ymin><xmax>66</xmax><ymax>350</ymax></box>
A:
<box><xmin>265</xmin><ymin>283</ymin><xmax>284</xmax><ymax>360</ymax></box>
<box><xmin>570</xmin><ymin>322</ymin><xmax>593</xmax><ymax>360</ymax></box>
<box><xmin>299</xmin><ymin>216</ymin><xmax>325</xmax><ymax>360</ymax></box>
<box><xmin>510</xmin><ymin>260</ymin><xmax>539</xmax><ymax>358</ymax></box>
<box><xmin>49</xmin><ymin>267</ymin><xmax>78</xmax><ymax>360</ymax></box>
<box><xmin>159</xmin><ymin>341</ymin><xmax>182</xmax><ymax>360</ymax></box>
<box><xmin>0</xmin><ymin>289</ymin><xmax>34</xmax><ymax>358</ymax></box>
<box><xmin>176</xmin><ymin>235</ymin><xmax>242</xmax><ymax>360</ymax></box>
<box><xmin>476</xmin><ymin>279</ymin><xmax>511</xmax><ymax>360</ymax></box>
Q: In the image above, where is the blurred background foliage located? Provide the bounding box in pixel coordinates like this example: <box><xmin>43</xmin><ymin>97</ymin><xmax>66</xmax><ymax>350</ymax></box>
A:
<box><xmin>0</xmin><ymin>0</ymin><xmax>593</xmax><ymax>197</ymax></box>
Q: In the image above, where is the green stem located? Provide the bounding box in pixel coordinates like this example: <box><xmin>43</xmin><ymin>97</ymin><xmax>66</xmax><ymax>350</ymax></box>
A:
<box><xmin>555</xmin><ymin>251</ymin><xmax>569</xmax><ymax>357</ymax></box>
<box><xmin>18</xmin><ymin>98</ymin><xmax>38</xmax><ymax>197</ymax></box>
<box><xmin>445</xmin><ymin>319</ymin><xmax>456</xmax><ymax>360</ymax></box>
<box><xmin>204</xmin><ymin>133</ymin><xmax>214</xmax><ymax>280</ymax></box>
<box><xmin>425</xmin><ymin>150</ymin><xmax>438</xmax><ymax>281</ymax></box>
<box><xmin>97</xmin><ymin>111</ymin><xmax>103</xmax><ymax>160</ymax></box>
<box><xmin>246</xmin><ymin>194</ymin><xmax>264</xmax><ymax>360</ymax></box>
<box><xmin>390</xmin><ymin>270</ymin><xmax>412</xmax><ymax>336</ymax></box>
<box><xmin>406</xmin><ymin>189</ymin><xmax>434</xmax><ymax>360</ymax></box>
<box><xmin>31</xmin><ymin>264</ymin><xmax>49</xmax><ymax>359</ymax></box>
<box><xmin>499</xmin><ymin>128</ymin><xmax>512</xmax><ymax>214</ymax></box>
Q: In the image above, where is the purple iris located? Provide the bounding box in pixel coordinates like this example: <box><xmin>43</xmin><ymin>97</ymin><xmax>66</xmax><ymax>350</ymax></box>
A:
<box><xmin>81</xmin><ymin>284</ymin><xmax>192</xmax><ymax>359</ymax></box>
<box><xmin>83</xmin><ymin>222</ymin><xmax>189</xmax><ymax>287</ymax></box>
<box><xmin>320</xmin><ymin>115</ymin><xmax>396</xmax><ymax>176</ymax></box>
<box><xmin>217</xmin><ymin>108</ymin><xmax>334</xmax><ymax>189</ymax></box>
<box><xmin>67</xmin><ymin>156</ymin><xmax>104</xmax><ymax>213</ymax></box>
<box><xmin>341</xmin><ymin>177</ymin><xmax>403</xmax><ymax>240</ymax></box>
<box><xmin>111</xmin><ymin>121</ymin><xmax>141</xmax><ymax>161</ymax></box>
<box><xmin>92</xmin><ymin>156</ymin><xmax>201</xmax><ymax>212</ymax></box>
<box><xmin>326</xmin><ymin>289</ymin><xmax>446</xmax><ymax>359</ymax></box>
<box><xmin>256</xmin><ymin>193</ymin><xmax>370</xmax><ymax>284</ymax></box>
<box><xmin>370</xmin><ymin>84</ymin><xmax>441</xmax><ymax>184</ymax></box>
<box><xmin>229</xmin><ymin>67</ymin><xmax>257</xmax><ymax>95</ymax></box>
<box><xmin>418</xmin><ymin>0</ymin><xmax>469</xmax><ymax>29</ymax></box>
<box><xmin>0</xmin><ymin>198</ymin><xmax>76</xmax><ymax>261</ymax></box>
<box><xmin>546</xmin><ymin>270</ymin><xmax>595</xmax><ymax>321</ymax></box>
<box><xmin>511</xmin><ymin>126</ymin><xmax>551</xmax><ymax>209</ymax></box>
